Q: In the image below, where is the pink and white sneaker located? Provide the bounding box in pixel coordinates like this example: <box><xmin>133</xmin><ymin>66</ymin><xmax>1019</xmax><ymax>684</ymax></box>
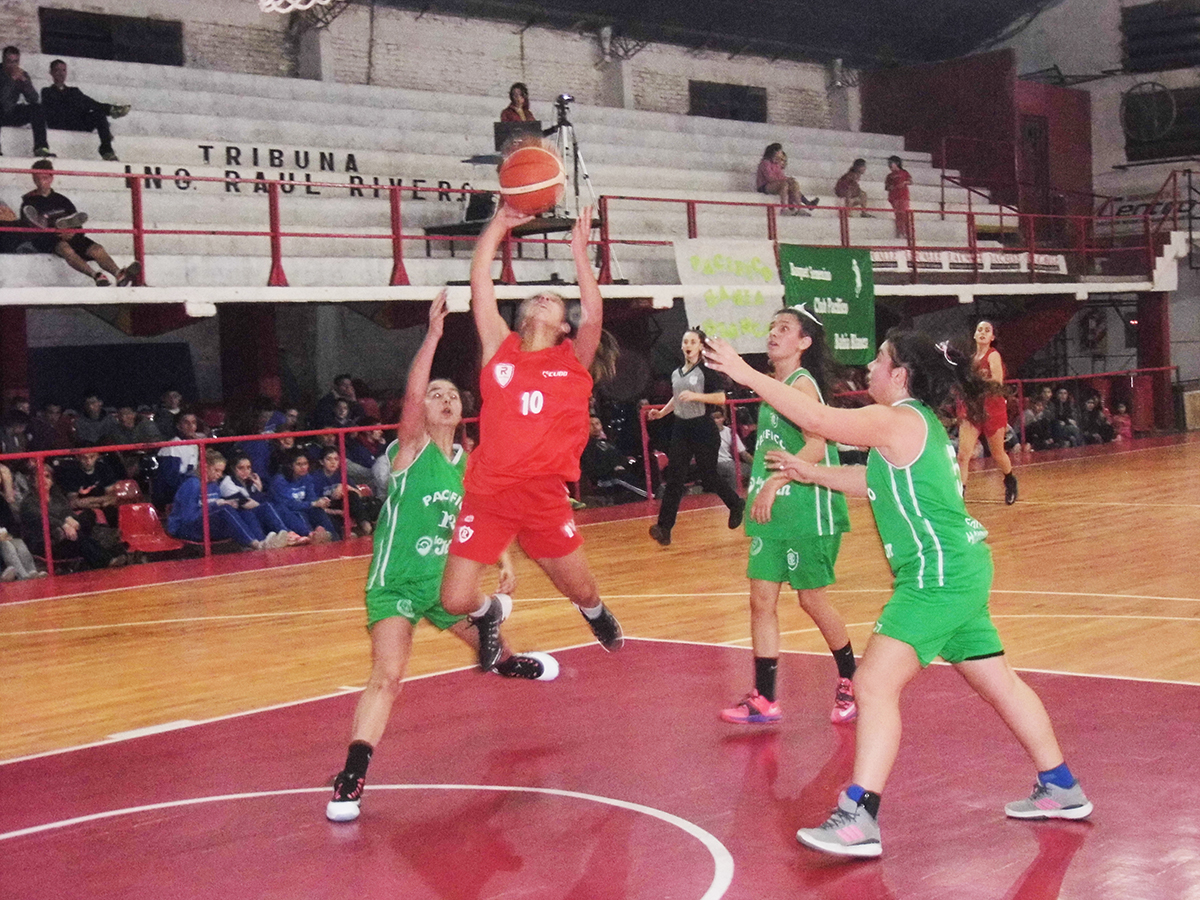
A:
<box><xmin>720</xmin><ymin>690</ymin><xmax>782</xmax><ymax>724</ymax></box>
<box><xmin>831</xmin><ymin>677</ymin><xmax>858</xmax><ymax>724</ymax></box>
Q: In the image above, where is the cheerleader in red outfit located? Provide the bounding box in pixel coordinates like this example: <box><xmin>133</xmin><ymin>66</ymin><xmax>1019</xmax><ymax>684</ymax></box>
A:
<box><xmin>885</xmin><ymin>155</ymin><xmax>912</xmax><ymax>238</ymax></box>
<box><xmin>957</xmin><ymin>320</ymin><xmax>1018</xmax><ymax>504</ymax></box>
<box><xmin>440</xmin><ymin>202</ymin><xmax>625</xmax><ymax>670</ymax></box>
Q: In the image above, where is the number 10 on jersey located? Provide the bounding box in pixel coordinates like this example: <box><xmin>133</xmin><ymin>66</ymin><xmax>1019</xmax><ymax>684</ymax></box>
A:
<box><xmin>520</xmin><ymin>391</ymin><xmax>544</xmax><ymax>415</ymax></box>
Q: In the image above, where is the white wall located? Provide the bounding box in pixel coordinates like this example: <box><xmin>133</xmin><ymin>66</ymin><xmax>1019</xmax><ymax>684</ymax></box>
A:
<box><xmin>994</xmin><ymin>0</ymin><xmax>1200</xmax><ymax>382</ymax></box>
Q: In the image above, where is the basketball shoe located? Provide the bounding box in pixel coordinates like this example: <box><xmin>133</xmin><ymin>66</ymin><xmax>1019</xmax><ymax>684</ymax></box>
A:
<box><xmin>720</xmin><ymin>690</ymin><xmax>781</xmax><ymax>724</ymax></box>
<box><xmin>582</xmin><ymin>603</ymin><xmax>624</xmax><ymax>650</ymax></box>
<box><xmin>470</xmin><ymin>593</ymin><xmax>512</xmax><ymax>672</ymax></box>
<box><xmin>326</xmin><ymin>771</ymin><xmax>364</xmax><ymax>822</ymax></box>
<box><xmin>796</xmin><ymin>791</ymin><xmax>882</xmax><ymax>858</ymax></box>
<box><xmin>1004</xmin><ymin>780</ymin><xmax>1093</xmax><ymax>819</ymax></box>
<box><xmin>494</xmin><ymin>651</ymin><xmax>559</xmax><ymax>681</ymax></box>
<box><xmin>1004</xmin><ymin>472</ymin><xmax>1019</xmax><ymax>505</ymax></box>
<box><xmin>831</xmin><ymin>677</ymin><xmax>858</xmax><ymax>723</ymax></box>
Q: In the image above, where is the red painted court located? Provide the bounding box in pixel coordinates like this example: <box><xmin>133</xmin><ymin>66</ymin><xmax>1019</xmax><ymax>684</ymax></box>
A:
<box><xmin>3</xmin><ymin>638</ymin><xmax>1196</xmax><ymax>899</ymax></box>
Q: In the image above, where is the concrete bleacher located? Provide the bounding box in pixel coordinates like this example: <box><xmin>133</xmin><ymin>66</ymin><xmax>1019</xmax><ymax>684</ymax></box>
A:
<box><xmin>0</xmin><ymin>53</ymin><xmax>1011</xmax><ymax>291</ymax></box>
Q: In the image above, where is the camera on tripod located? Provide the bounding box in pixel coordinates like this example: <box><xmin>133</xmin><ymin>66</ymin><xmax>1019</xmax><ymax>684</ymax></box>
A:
<box><xmin>554</xmin><ymin>93</ymin><xmax>574</xmax><ymax>126</ymax></box>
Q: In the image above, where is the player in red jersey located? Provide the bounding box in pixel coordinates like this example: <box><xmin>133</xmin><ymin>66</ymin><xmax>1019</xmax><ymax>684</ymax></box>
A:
<box><xmin>956</xmin><ymin>320</ymin><xmax>1018</xmax><ymax>505</ymax></box>
<box><xmin>439</xmin><ymin>203</ymin><xmax>624</xmax><ymax>669</ymax></box>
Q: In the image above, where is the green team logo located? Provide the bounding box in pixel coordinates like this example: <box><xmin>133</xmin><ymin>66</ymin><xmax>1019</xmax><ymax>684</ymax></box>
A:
<box><xmin>750</xmin><ymin>537</ymin><xmax>763</xmax><ymax>556</ymax></box>
<box><xmin>787</xmin><ymin>549</ymin><xmax>799</xmax><ymax>570</ymax></box>
<box><xmin>395</xmin><ymin>596</ymin><xmax>415</xmax><ymax>617</ymax></box>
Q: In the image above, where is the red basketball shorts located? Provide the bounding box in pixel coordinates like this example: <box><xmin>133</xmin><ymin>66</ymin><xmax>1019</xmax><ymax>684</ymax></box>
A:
<box><xmin>450</xmin><ymin>475</ymin><xmax>583</xmax><ymax>563</ymax></box>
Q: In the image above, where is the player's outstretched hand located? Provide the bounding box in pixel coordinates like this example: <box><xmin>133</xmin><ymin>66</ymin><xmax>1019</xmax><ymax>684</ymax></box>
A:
<box><xmin>702</xmin><ymin>336</ymin><xmax>755</xmax><ymax>385</ymax></box>
<box><xmin>427</xmin><ymin>288</ymin><xmax>448</xmax><ymax>340</ymax></box>
<box><xmin>765</xmin><ymin>449</ymin><xmax>815</xmax><ymax>484</ymax></box>
<box><xmin>570</xmin><ymin>205</ymin><xmax>594</xmax><ymax>256</ymax></box>
<box><xmin>494</xmin><ymin>202</ymin><xmax>536</xmax><ymax>232</ymax></box>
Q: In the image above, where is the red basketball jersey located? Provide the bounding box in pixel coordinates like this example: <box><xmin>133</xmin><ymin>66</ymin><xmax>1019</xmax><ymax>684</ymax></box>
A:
<box><xmin>465</xmin><ymin>332</ymin><xmax>593</xmax><ymax>493</ymax></box>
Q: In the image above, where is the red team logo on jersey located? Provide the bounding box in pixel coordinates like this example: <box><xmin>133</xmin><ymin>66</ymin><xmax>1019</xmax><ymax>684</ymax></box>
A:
<box><xmin>494</xmin><ymin>363</ymin><xmax>515</xmax><ymax>387</ymax></box>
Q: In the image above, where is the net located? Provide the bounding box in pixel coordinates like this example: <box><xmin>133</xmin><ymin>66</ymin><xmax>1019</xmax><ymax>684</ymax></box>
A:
<box><xmin>258</xmin><ymin>0</ymin><xmax>333</xmax><ymax>12</ymax></box>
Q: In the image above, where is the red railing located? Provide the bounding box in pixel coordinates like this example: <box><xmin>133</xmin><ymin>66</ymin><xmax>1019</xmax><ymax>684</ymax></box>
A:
<box><xmin>0</xmin><ymin>422</ymin><xmax>482</xmax><ymax>576</ymax></box>
<box><xmin>0</xmin><ymin>165</ymin><xmax>1163</xmax><ymax>291</ymax></box>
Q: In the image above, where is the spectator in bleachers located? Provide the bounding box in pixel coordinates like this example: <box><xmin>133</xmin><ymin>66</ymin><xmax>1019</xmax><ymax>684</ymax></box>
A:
<box><xmin>756</xmin><ymin>144</ymin><xmax>818</xmax><ymax>216</ymax></box>
<box><xmin>500</xmin><ymin>82</ymin><xmax>534</xmax><ymax>122</ymax></box>
<box><xmin>1</xmin><ymin>493</ymin><xmax>42</xmax><ymax>580</ymax></box>
<box><xmin>40</xmin><ymin>59</ymin><xmax>129</xmax><ymax>162</ymax></box>
<box><xmin>1080</xmin><ymin>395</ymin><xmax>1115</xmax><ymax>444</ymax></box>
<box><xmin>20</xmin><ymin>463</ymin><xmax>124</xmax><ymax>569</ymax></box>
<box><xmin>166</xmin><ymin>448</ymin><xmax>286</xmax><ymax>551</ymax></box>
<box><xmin>153</xmin><ymin>390</ymin><xmax>184</xmax><ymax>440</ymax></box>
<box><xmin>1049</xmin><ymin>386</ymin><xmax>1084</xmax><ymax>447</ymax></box>
<box><xmin>134</xmin><ymin>404</ymin><xmax>163</xmax><ymax>443</ymax></box>
<box><xmin>0</xmin><ymin>46</ymin><xmax>54</xmax><ymax>158</ymax></box>
<box><xmin>218</xmin><ymin>451</ymin><xmax>301</xmax><ymax>546</ymax></box>
<box><xmin>157</xmin><ymin>411</ymin><xmax>201</xmax><ymax>475</ymax></box>
<box><xmin>312</xmin><ymin>374</ymin><xmax>364</xmax><ymax>429</ymax></box>
<box><xmin>28</xmin><ymin>401</ymin><xmax>71</xmax><ymax>451</ymax></box>
<box><xmin>311</xmin><ymin>445</ymin><xmax>381</xmax><ymax>537</ymax></box>
<box><xmin>19</xmin><ymin>160</ymin><xmax>141</xmax><ymax>286</ymax></box>
<box><xmin>58</xmin><ymin>449</ymin><xmax>120</xmax><ymax>527</ymax></box>
<box><xmin>1</xmin><ymin>409</ymin><xmax>31</xmax><ymax>456</ymax></box>
<box><xmin>1022</xmin><ymin>397</ymin><xmax>1055</xmax><ymax>452</ymax></box>
<box><xmin>1111</xmin><ymin>402</ymin><xmax>1133</xmax><ymax>442</ymax></box>
<box><xmin>834</xmin><ymin>158</ymin><xmax>871</xmax><ymax>217</ymax></box>
<box><xmin>712</xmin><ymin>406</ymin><xmax>752</xmax><ymax>494</ymax></box>
<box><xmin>268</xmin><ymin>448</ymin><xmax>336</xmax><ymax>543</ymax></box>
<box><xmin>885</xmin><ymin>156</ymin><xmax>913</xmax><ymax>238</ymax></box>
<box><xmin>72</xmin><ymin>393</ymin><xmax>110</xmax><ymax>446</ymax></box>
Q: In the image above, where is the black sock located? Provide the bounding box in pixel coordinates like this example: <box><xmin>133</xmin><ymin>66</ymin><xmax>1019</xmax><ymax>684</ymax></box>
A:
<box><xmin>860</xmin><ymin>790</ymin><xmax>881</xmax><ymax>818</ymax></box>
<box><xmin>344</xmin><ymin>740</ymin><xmax>373</xmax><ymax>779</ymax></box>
<box><xmin>754</xmin><ymin>657</ymin><xmax>778</xmax><ymax>701</ymax></box>
<box><xmin>832</xmin><ymin>642</ymin><xmax>856</xmax><ymax>680</ymax></box>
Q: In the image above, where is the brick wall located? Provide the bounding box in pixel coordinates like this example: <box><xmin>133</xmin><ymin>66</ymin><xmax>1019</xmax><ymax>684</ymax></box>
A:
<box><xmin>18</xmin><ymin>0</ymin><xmax>833</xmax><ymax>127</ymax></box>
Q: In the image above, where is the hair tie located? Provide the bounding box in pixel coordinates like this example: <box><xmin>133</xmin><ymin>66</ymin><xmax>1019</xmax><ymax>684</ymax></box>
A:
<box><xmin>793</xmin><ymin>303</ymin><xmax>822</xmax><ymax>326</ymax></box>
<box><xmin>935</xmin><ymin>341</ymin><xmax>958</xmax><ymax>367</ymax></box>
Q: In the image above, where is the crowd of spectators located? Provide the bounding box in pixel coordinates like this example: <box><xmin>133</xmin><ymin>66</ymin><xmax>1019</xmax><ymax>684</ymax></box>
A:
<box><xmin>1019</xmin><ymin>384</ymin><xmax>1129</xmax><ymax>452</ymax></box>
<box><xmin>0</xmin><ymin>373</ymin><xmax>398</xmax><ymax>576</ymax></box>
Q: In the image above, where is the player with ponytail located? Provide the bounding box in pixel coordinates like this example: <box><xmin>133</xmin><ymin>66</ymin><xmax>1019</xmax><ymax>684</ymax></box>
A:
<box><xmin>704</xmin><ymin>327</ymin><xmax>1091</xmax><ymax>858</ymax></box>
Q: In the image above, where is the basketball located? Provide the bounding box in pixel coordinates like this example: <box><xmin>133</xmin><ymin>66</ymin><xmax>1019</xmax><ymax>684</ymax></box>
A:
<box><xmin>498</xmin><ymin>145</ymin><xmax>566</xmax><ymax>216</ymax></box>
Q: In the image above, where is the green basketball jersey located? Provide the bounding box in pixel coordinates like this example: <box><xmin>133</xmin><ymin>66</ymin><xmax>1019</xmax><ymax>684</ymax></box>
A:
<box><xmin>745</xmin><ymin>367</ymin><xmax>850</xmax><ymax>538</ymax></box>
<box><xmin>865</xmin><ymin>399</ymin><xmax>991</xmax><ymax>589</ymax></box>
<box><xmin>365</xmin><ymin>438</ymin><xmax>466</xmax><ymax>591</ymax></box>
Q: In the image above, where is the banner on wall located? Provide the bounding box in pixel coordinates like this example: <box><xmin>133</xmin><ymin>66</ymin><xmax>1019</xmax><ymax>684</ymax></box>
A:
<box><xmin>673</xmin><ymin>239</ymin><xmax>784</xmax><ymax>354</ymax></box>
<box><xmin>778</xmin><ymin>244</ymin><xmax>875</xmax><ymax>365</ymax></box>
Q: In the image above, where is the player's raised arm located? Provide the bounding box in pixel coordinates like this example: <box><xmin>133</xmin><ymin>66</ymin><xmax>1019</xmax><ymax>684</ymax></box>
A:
<box><xmin>470</xmin><ymin>203</ymin><xmax>533</xmax><ymax>363</ymax></box>
<box><xmin>569</xmin><ymin>206</ymin><xmax>602</xmax><ymax>371</ymax></box>
<box><xmin>393</xmin><ymin>291</ymin><xmax>449</xmax><ymax>470</ymax></box>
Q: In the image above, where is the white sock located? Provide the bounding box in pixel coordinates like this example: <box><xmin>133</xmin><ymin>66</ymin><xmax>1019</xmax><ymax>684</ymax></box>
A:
<box><xmin>470</xmin><ymin>597</ymin><xmax>493</xmax><ymax>618</ymax></box>
<box><xmin>575</xmin><ymin>602</ymin><xmax>604</xmax><ymax>620</ymax></box>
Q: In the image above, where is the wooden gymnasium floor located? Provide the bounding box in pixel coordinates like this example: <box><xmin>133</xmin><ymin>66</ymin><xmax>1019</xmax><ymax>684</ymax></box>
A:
<box><xmin>2</xmin><ymin>435</ymin><xmax>1198</xmax><ymax>899</ymax></box>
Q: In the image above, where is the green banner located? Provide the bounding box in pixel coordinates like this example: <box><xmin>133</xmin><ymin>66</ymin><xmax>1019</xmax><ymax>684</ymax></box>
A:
<box><xmin>778</xmin><ymin>245</ymin><xmax>875</xmax><ymax>365</ymax></box>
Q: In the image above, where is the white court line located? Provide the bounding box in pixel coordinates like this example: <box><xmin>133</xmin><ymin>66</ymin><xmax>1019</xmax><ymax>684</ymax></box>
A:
<box><xmin>3</xmin><ymin>589</ymin><xmax>1197</xmax><ymax>640</ymax></box>
<box><xmin>0</xmin><ymin>785</ymin><xmax>734</xmax><ymax>900</ymax></box>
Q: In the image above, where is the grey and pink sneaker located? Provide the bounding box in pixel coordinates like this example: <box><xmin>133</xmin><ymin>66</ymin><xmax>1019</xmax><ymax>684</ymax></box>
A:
<box><xmin>797</xmin><ymin>790</ymin><xmax>882</xmax><ymax>858</ymax></box>
<box><xmin>1005</xmin><ymin>780</ymin><xmax>1093</xmax><ymax>819</ymax></box>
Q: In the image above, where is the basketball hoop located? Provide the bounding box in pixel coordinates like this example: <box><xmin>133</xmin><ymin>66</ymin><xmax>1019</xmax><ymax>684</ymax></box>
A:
<box><xmin>258</xmin><ymin>0</ymin><xmax>332</xmax><ymax>13</ymax></box>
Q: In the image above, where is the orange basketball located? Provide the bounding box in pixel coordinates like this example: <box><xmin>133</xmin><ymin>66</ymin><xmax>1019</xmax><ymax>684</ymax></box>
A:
<box><xmin>498</xmin><ymin>145</ymin><xmax>566</xmax><ymax>216</ymax></box>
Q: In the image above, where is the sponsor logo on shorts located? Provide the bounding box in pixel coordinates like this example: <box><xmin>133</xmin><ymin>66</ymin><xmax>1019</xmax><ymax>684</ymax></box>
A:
<box><xmin>867</xmin><ymin>487</ymin><xmax>877</xmax><ymax>501</ymax></box>
<box><xmin>749</xmin><ymin>536</ymin><xmax>763</xmax><ymax>556</ymax></box>
<box><xmin>787</xmin><ymin>549</ymin><xmax>799</xmax><ymax>570</ymax></box>
<box><xmin>542</xmin><ymin>370</ymin><xmax>569</xmax><ymax>377</ymax></box>
<box><xmin>457</xmin><ymin>525</ymin><xmax>474</xmax><ymax>543</ymax></box>
<box><xmin>415</xmin><ymin>536</ymin><xmax>433</xmax><ymax>556</ymax></box>
<box><xmin>494</xmin><ymin>363</ymin><xmax>514</xmax><ymax>387</ymax></box>
<box><xmin>883</xmin><ymin>543</ymin><xmax>893</xmax><ymax>559</ymax></box>
<box><xmin>562</xmin><ymin>520</ymin><xmax>577</xmax><ymax>538</ymax></box>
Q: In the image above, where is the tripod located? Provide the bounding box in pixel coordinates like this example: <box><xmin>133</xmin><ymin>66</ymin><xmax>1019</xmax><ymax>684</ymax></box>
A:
<box><xmin>546</xmin><ymin>97</ymin><xmax>624</xmax><ymax>280</ymax></box>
